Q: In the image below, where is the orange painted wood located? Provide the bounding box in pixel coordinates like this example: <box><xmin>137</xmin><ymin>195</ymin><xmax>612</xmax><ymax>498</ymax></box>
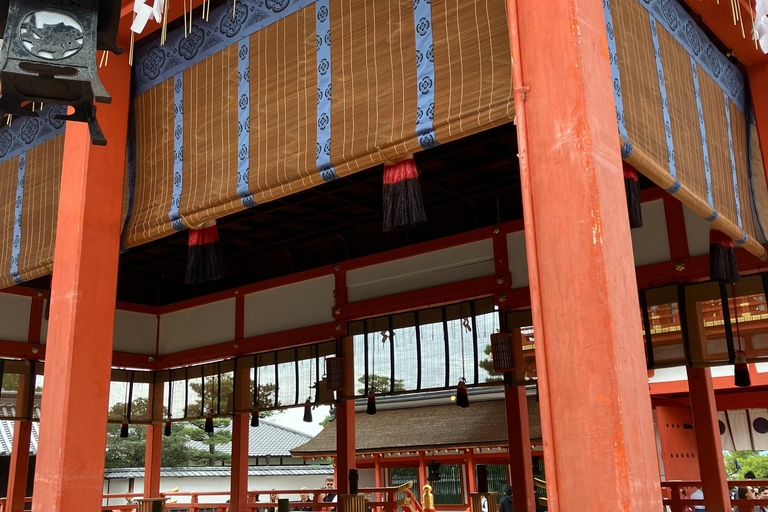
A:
<box><xmin>504</xmin><ymin>386</ymin><xmax>535</xmax><ymax>512</ymax></box>
<box><xmin>686</xmin><ymin>367</ymin><xmax>731</xmax><ymax>512</ymax></box>
<box><xmin>27</xmin><ymin>297</ymin><xmax>43</xmax><ymax>345</ymax></box>
<box><xmin>31</xmin><ymin>51</ymin><xmax>131</xmax><ymax>512</ymax></box>
<box><xmin>418</xmin><ymin>452</ymin><xmax>427</xmax><ymax>492</ymax></box>
<box><xmin>466</xmin><ymin>450</ymin><xmax>477</xmax><ymax>495</ymax></box>
<box><xmin>336</xmin><ymin>339</ymin><xmax>355</xmax><ymax>498</ymax></box>
<box><xmin>144</xmin><ymin>424</ymin><xmax>162</xmax><ymax>498</ymax></box>
<box><xmin>231</xmin><ymin>414</ymin><xmax>250</xmax><ymax>512</ymax></box>
<box><xmin>663</xmin><ymin>197</ymin><xmax>690</xmax><ymax>261</ymax></box>
<box><xmin>654</xmin><ymin>407</ymin><xmax>699</xmax><ymax>481</ymax></box>
<box><xmin>6</xmin><ymin>420</ymin><xmax>32</xmax><ymax>512</ymax></box>
<box><xmin>507</xmin><ymin>0</ymin><xmax>663</xmax><ymax>508</ymax></box>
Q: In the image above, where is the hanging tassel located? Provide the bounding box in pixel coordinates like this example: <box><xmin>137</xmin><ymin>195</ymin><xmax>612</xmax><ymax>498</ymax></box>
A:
<box><xmin>251</xmin><ymin>410</ymin><xmax>260</xmax><ymax>427</ymax></box>
<box><xmin>622</xmin><ymin>162</ymin><xmax>643</xmax><ymax>229</ymax></box>
<box><xmin>303</xmin><ymin>398</ymin><xmax>313</xmax><ymax>423</ymax></box>
<box><xmin>204</xmin><ymin>414</ymin><xmax>214</xmax><ymax>433</ymax></box>
<box><xmin>455</xmin><ymin>378</ymin><xmax>469</xmax><ymax>408</ymax></box>
<box><xmin>366</xmin><ymin>389</ymin><xmax>376</xmax><ymax>415</ymax></box>
<box><xmin>164</xmin><ymin>420</ymin><xmax>172</xmax><ymax>437</ymax></box>
<box><xmin>185</xmin><ymin>220</ymin><xmax>226</xmax><ymax>284</ymax></box>
<box><xmin>734</xmin><ymin>352</ymin><xmax>751</xmax><ymax>387</ymax></box>
<box><xmin>120</xmin><ymin>415</ymin><xmax>129</xmax><ymax>438</ymax></box>
<box><xmin>382</xmin><ymin>158</ymin><xmax>427</xmax><ymax>232</ymax></box>
<box><xmin>709</xmin><ymin>229</ymin><xmax>740</xmax><ymax>283</ymax></box>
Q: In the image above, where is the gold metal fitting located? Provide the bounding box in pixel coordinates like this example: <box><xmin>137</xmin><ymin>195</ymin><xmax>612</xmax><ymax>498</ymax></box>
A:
<box><xmin>36</xmin><ymin>291</ymin><xmax>43</xmax><ymax>297</ymax></box>
<box><xmin>334</xmin><ymin>308</ymin><xmax>341</xmax><ymax>316</ymax></box>
<box><xmin>675</xmin><ymin>262</ymin><xmax>686</xmax><ymax>272</ymax></box>
<box><xmin>334</xmin><ymin>264</ymin><xmax>340</xmax><ymax>272</ymax></box>
<box><xmin>335</xmin><ymin>324</ymin><xmax>342</xmax><ymax>331</ymax></box>
<box><xmin>148</xmin><ymin>355</ymin><xmax>155</xmax><ymax>362</ymax></box>
<box><xmin>498</xmin><ymin>294</ymin><xmax>507</xmax><ymax>303</ymax></box>
<box><xmin>30</xmin><ymin>346</ymin><xmax>38</xmax><ymax>354</ymax></box>
<box><xmin>234</xmin><ymin>342</ymin><xmax>240</xmax><ymax>349</ymax></box>
<box><xmin>496</xmin><ymin>276</ymin><xmax>505</xmax><ymax>285</ymax></box>
<box><xmin>493</xmin><ymin>227</ymin><xmax>500</xmax><ymax>234</ymax></box>
<box><xmin>234</xmin><ymin>288</ymin><xmax>239</xmax><ymax>295</ymax></box>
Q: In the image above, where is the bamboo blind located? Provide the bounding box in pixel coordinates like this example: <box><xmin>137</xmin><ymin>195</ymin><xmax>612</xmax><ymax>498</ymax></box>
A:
<box><xmin>608</xmin><ymin>0</ymin><xmax>768</xmax><ymax>259</ymax></box>
<box><xmin>122</xmin><ymin>0</ymin><xmax>514</xmax><ymax>247</ymax></box>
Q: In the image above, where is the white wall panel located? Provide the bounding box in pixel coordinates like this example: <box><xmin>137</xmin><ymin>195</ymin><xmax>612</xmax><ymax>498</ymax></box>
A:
<box><xmin>347</xmin><ymin>241</ymin><xmax>494</xmax><ymax>302</ymax></box>
<box><xmin>506</xmin><ymin>231</ymin><xmax>528</xmax><ymax>289</ymax></box>
<box><xmin>113</xmin><ymin>310</ymin><xmax>157</xmax><ymax>354</ymax></box>
<box><xmin>630</xmin><ymin>200</ymin><xmax>671</xmax><ymax>267</ymax></box>
<box><xmin>683</xmin><ymin>204</ymin><xmax>710</xmax><ymax>257</ymax></box>
<box><xmin>244</xmin><ymin>276</ymin><xmax>335</xmax><ymax>338</ymax></box>
<box><xmin>159</xmin><ymin>299</ymin><xmax>235</xmax><ymax>355</ymax></box>
<box><xmin>0</xmin><ymin>293</ymin><xmax>31</xmax><ymax>343</ymax></box>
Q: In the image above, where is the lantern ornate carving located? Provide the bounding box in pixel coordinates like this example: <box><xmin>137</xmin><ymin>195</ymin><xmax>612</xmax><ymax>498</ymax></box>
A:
<box><xmin>0</xmin><ymin>0</ymin><xmax>123</xmax><ymax>145</ymax></box>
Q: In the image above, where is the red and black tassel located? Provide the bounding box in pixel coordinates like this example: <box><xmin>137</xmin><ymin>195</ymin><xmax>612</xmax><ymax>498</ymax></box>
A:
<box><xmin>383</xmin><ymin>158</ymin><xmax>426</xmax><ymax>232</ymax></box>
<box><xmin>734</xmin><ymin>352</ymin><xmax>751</xmax><ymax>387</ymax></box>
<box><xmin>164</xmin><ymin>420</ymin><xmax>172</xmax><ymax>437</ymax></box>
<box><xmin>185</xmin><ymin>220</ymin><xmax>226</xmax><ymax>284</ymax></box>
<box><xmin>623</xmin><ymin>162</ymin><xmax>643</xmax><ymax>229</ymax></box>
<box><xmin>303</xmin><ymin>398</ymin><xmax>313</xmax><ymax>423</ymax></box>
<box><xmin>251</xmin><ymin>410</ymin><xmax>260</xmax><ymax>427</ymax></box>
<box><xmin>366</xmin><ymin>389</ymin><xmax>376</xmax><ymax>415</ymax></box>
<box><xmin>455</xmin><ymin>378</ymin><xmax>469</xmax><ymax>408</ymax></box>
<box><xmin>204</xmin><ymin>414</ymin><xmax>214</xmax><ymax>433</ymax></box>
<box><xmin>709</xmin><ymin>229</ymin><xmax>740</xmax><ymax>283</ymax></box>
<box><xmin>120</xmin><ymin>415</ymin><xmax>129</xmax><ymax>438</ymax></box>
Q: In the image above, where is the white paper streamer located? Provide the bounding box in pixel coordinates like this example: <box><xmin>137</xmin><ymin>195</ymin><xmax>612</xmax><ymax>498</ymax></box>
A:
<box><xmin>756</xmin><ymin>0</ymin><xmax>768</xmax><ymax>53</ymax></box>
<box><xmin>131</xmin><ymin>0</ymin><xmax>165</xmax><ymax>34</ymax></box>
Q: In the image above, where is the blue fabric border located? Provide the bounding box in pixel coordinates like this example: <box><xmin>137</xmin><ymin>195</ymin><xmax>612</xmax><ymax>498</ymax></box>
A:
<box><xmin>413</xmin><ymin>0</ymin><xmax>438</xmax><ymax>150</ymax></box>
<box><xmin>315</xmin><ymin>0</ymin><xmax>336</xmax><ymax>182</ymax></box>
<box><xmin>10</xmin><ymin>153</ymin><xmax>25</xmax><ymax>285</ymax></box>
<box><xmin>724</xmin><ymin>92</ymin><xmax>742</xmax><ymax>229</ymax></box>
<box><xmin>636</xmin><ymin>0</ymin><xmax>746</xmax><ymax>114</ymax></box>
<box><xmin>133</xmin><ymin>0</ymin><xmax>317</xmax><ymax>97</ymax></box>
<box><xmin>121</xmin><ymin>103</ymin><xmax>137</xmax><ymax>252</ymax></box>
<box><xmin>649</xmin><ymin>14</ymin><xmax>677</xmax><ymax>180</ymax></box>
<box><xmin>690</xmin><ymin>56</ymin><xmax>713</xmax><ymax>207</ymax></box>
<box><xmin>237</xmin><ymin>41</ymin><xmax>256</xmax><ymax>208</ymax></box>
<box><xmin>170</xmin><ymin>73</ymin><xmax>185</xmax><ymax>232</ymax></box>
<box><xmin>0</xmin><ymin>105</ymin><xmax>66</xmax><ymax>165</ymax></box>
<box><xmin>603</xmin><ymin>0</ymin><xmax>633</xmax><ymax>158</ymax></box>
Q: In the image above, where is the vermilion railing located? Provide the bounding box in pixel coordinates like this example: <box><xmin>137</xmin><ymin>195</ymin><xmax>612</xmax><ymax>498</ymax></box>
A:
<box><xmin>662</xmin><ymin>480</ymin><xmax>768</xmax><ymax>512</ymax></box>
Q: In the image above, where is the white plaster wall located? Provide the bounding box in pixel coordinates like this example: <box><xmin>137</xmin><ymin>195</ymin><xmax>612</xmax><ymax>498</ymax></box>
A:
<box><xmin>0</xmin><ymin>293</ymin><xmax>31</xmax><ymax>343</ymax></box>
<box><xmin>683</xmin><ymin>204</ymin><xmax>710</xmax><ymax>257</ymax></box>
<box><xmin>506</xmin><ymin>231</ymin><xmax>528</xmax><ymax>289</ymax></box>
<box><xmin>347</xmin><ymin>241</ymin><xmax>495</xmax><ymax>302</ymax></box>
<box><xmin>113</xmin><ymin>310</ymin><xmax>157</xmax><ymax>354</ymax></box>
<box><xmin>244</xmin><ymin>276</ymin><xmax>335</xmax><ymax>338</ymax></box>
<box><xmin>630</xmin><ymin>200</ymin><xmax>671</xmax><ymax>266</ymax></box>
<box><xmin>159</xmin><ymin>299</ymin><xmax>236</xmax><ymax>355</ymax></box>
<box><xmin>105</xmin><ymin>474</ymin><xmax>334</xmax><ymax>507</ymax></box>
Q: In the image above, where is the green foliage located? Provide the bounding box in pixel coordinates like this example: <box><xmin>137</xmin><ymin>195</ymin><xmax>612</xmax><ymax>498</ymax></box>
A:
<box><xmin>319</xmin><ymin>415</ymin><xmax>330</xmax><ymax>427</ymax></box>
<box><xmin>724</xmin><ymin>451</ymin><xmax>768</xmax><ymax>478</ymax></box>
<box><xmin>357</xmin><ymin>375</ymin><xmax>405</xmax><ymax>395</ymax></box>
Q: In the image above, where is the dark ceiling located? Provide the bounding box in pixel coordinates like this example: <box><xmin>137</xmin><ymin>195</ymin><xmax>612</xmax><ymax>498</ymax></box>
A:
<box><xmin>115</xmin><ymin>123</ymin><xmax>524</xmax><ymax>305</ymax></box>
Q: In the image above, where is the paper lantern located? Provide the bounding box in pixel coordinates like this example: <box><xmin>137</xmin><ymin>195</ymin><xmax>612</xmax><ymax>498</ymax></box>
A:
<box><xmin>490</xmin><ymin>332</ymin><xmax>515</xmax><ymax>373</ymax></box>
<box><xmin>325</xmin><ymin>357</ymin><xmax>344</xmax><ymax>391</ymax></box>
<box><xmin>0</xmin><ymin>0</ymin><xmax>123</xmax><ymax>145</ymax></box>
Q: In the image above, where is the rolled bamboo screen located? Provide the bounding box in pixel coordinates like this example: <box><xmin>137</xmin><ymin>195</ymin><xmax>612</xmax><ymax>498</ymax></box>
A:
<box><xmin>121</xmin><ymin>0</ymin><xmax>515</xmax><ymax>248</ymax></box>
<box><xmin>606</xmin><ymin>0</ymin><xmax>768</xmax><ymax>259</ymax></box>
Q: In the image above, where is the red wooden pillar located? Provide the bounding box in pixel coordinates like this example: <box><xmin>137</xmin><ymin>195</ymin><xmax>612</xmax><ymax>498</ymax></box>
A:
<box><xmin>686</xmin><ymin>367</ymin><xmax>730</xmax><ymax>512</ymax></box>
<box><xmin>507</xmin><ymin>0</ymin><xmax>662</xmax><ymax>509</ymax></box>
<box><xmin>504</xmin><ymin>386</ymin><xmax>535</xmax><ymax>512</ymax></box>
<box><xmin>31</xmin><ymin>53</ymin><xmax>131</xmax><ymax>512</ymax></box>
<box><xmin>6</xmin><ymin>421</ymin><xmax>32</xmax><ymax>512</ymax></box>
<box><xmin>418</xmin><ymin>451</ymin><xmax>427</xmax><ymax>491</ymax></box>
<box><xmin>144</xmin><ymin>424</ymin><xmax>162</xmax><ymax>498</ymax></box>
<box><xmin>466</xmin><ymin>449</ymin><xmax>477</xmax><ymax>495</ymax></box>
<box><xmin>230</xmin><ymin>414</ymin><xmax>250</xmax><ymax>511</ymax></box>
<box><xmin>336</xmin><ymin>337</ymin><xmax>355</xmax><ymax>498</ymax></box>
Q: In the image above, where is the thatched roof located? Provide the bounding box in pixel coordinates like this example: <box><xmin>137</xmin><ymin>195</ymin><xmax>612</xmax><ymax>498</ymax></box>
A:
<box><xmin>291</xmin><ymin>398</ymin><xmax>541</xmax><ymax>457</ymax></box>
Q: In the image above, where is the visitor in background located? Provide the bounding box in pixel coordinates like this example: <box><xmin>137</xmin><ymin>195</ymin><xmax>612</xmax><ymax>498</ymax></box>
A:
<box><xmin>498</xmin><ymin>484</ymin><xmax>514</xmax><ymax>512</ymax></box>
<box><xmin>689</xmin><ymin>487</ymin><xmax>705</xmax><ymax>511</ymax></box>
<box><xmin>298</xmin><ymin>488</ymin><xmax>313</xmax><ymax>511</ymax></box>
<box><xmin>734</xmin><ymin>486</ymin><xmax>757</xmax><ymax>512</ymax></box>
<box><xmin>758</xmin><ymin>486</ymin><xmax>768</xmax><ymax>512</ymax></box>
<box><xmin>266</xmin><ymin>491</ymin><xmax>279</xmax><ymax>512</ymax></box>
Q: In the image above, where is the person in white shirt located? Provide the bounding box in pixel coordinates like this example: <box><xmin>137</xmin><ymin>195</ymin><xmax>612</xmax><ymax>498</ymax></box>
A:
<box><xmin>689</xmin><ymin>487</ymin><xmax>705</xmax><ymax>511</ymax></box>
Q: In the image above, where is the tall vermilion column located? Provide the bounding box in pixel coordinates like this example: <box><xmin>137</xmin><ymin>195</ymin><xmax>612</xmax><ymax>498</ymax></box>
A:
<box><xmin>230</xmin><ymin>414</ymin><xmax>250</xmax><ymax>511</ymax></box>
<box><xmin>687</xmin><ymin>367</ymin><xmax>730</xmax><ymax>512</ymax></box>
<box><xmin>144</xmin><ymin>424</ymin><xmax>163</xmax><ymax>498</ymax></box>
<box><xmin>504</xmin><ymin>385</ymin><xmax>535</xmax><ymax>512</ymax></box>
<box><xmin>506</xmin><ymin>0</ymin><xmax>662</xmax><ymax>509</ymax></box>
<box><xmin>336</xmin><ymin>338</ymin><xmax>355</xmax><ymax>499</ymax></box>
<box><xmin>31</xmin><ymin>53</ymin><xmax>131</xmax><ymax>512</ymax></box>
<box><xmin>6</xmin><ymin>420</ymin><xmax>32</xmax><ymax>512</ymax></box>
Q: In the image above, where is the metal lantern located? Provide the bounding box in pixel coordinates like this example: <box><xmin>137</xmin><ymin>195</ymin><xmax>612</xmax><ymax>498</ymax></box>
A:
<box><xmin>0</xmin><ymin>0</ymin><xmax>123</xmax><ymax>145</ymax></box>
<box><xmin>426</xmin><ymin>460</ymin><xmax>441</xmax><ymax>482</ymax></box>
<box><xmin>490</xmin><ymin>332</ymin><xmax>515</xmax><ymax>373</ymax></box>
<box><xmin>325</xmin><ymin>357</ymin><xmax>344</xmax><ymax>392</ymax></box>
